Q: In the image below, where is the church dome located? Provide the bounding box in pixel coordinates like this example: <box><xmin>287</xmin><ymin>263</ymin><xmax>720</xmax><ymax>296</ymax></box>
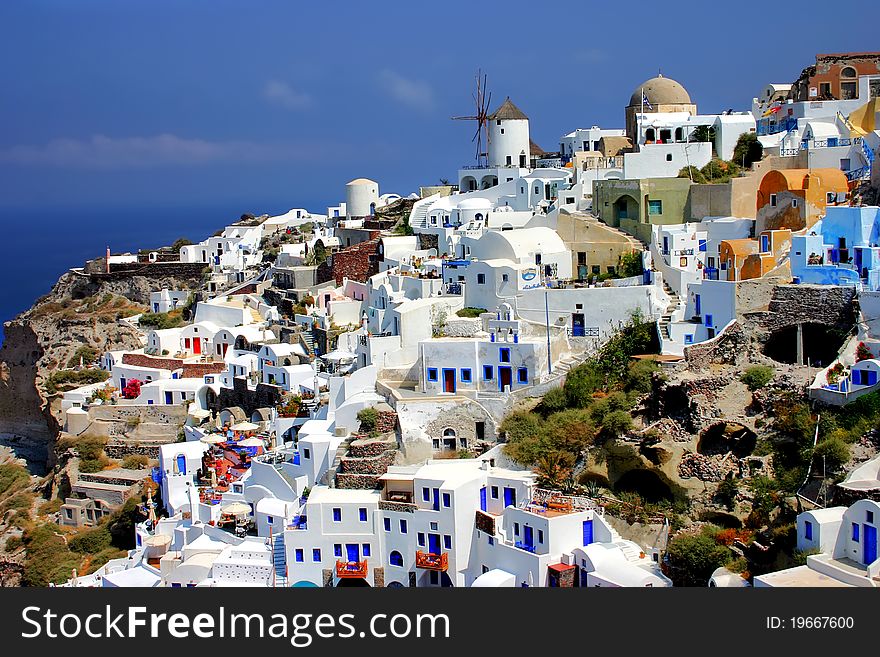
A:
<box><xmin>628</xmin><ymin>75</ymin><xmax>692</xmax><ymax>107</ymax></box>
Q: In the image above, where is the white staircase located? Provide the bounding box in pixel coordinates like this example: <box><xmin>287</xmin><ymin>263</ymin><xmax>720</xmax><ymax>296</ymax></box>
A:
<box><xmin>658</xmin><ymin>282</ymin><xmax>682</xmax><ymax>341</ymax></box>
<box><xmin>272</xmin><ymin>533</ymin><xmax>288</xmax><ymax>587</ymax></box>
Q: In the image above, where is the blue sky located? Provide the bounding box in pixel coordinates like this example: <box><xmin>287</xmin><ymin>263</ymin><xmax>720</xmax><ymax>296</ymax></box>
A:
<box><xmin>1</xmin><ymin>0</ymin><xmax>878</xmax><ymax>214</ymax></box>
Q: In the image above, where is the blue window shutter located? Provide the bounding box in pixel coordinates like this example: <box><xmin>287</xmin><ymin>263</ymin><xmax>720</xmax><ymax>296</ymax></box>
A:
<box><xmin>362</xmin><ymin>543</ymin><xmax>371</xmax><ymax>557</ymax></box>
<box><xmin>443</xmin><ymin>535</ymin><xmax>452</xmax><ymax>549</ymax></box>
<box><xmin>853</xmin><ymin>523</ymin><xmax>860</xmax><ymax>542</ymax></box>
<box><xmin>295</xmin><ymin>549</ymin><xmax>303</xmax><ymax>562</ymax></box>
<box><xmin>422</xmin><ymin>487</ymin><xmax>430</xmax><ymax>502</ymax></box>
<box><xmin>313</xmin><ymin>549</ymin><xmax>321</xmax><ymax>562</ymax></box>
<box><xmin>383</xmin><ymin>517</ymin><xmax>391</xmax><ymax>532</ymax></box>
<box><xmin>442</xmin><ymin>492</ymin><xmax>451</xmax><ymax>507</ymax></box>
<box><xmin>359</xmin><ymin>508</ymin><xmax>367</xmax><ymax>522</ymax></box>
<box><xmin>399</xmin><ymin>519</ymin><xmax>407</xmax><ymax>533</ymax></box>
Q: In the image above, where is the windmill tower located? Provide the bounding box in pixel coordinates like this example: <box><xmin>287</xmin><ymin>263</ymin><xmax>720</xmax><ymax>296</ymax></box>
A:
<box><xmin>452</xmin><ymin>70</ymin><xmax>492</xmax><ymax>168</ymax></box>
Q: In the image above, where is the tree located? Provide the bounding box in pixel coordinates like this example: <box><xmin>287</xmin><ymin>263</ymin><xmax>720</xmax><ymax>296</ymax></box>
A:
<box><xmin>534</xmin><ymin>451</ymin><xmax>575</xmax><ymax>489</ymax></box>
<box><xmin>677</xmin><ymin>166</ymin><xmax>707</xmax><ymax>184</ymax></box>
<box><xmin>732</xmin><ymin>132</ymin><xmax>763</xmax><ymax>169</ymax></box>
<box><xmin>171</xmin><ymin>237</ymin><xmax>193</xmax><ymax>252</ymax></box>
<box><xmin>665</xmin><ymin>528</ymin><xmax>732</xmax><ymax>586</ymax></box>
<box><xmin>618</xmin><ymin>250</ymin><xmax>644</xmax><ymax>278</ymax></box>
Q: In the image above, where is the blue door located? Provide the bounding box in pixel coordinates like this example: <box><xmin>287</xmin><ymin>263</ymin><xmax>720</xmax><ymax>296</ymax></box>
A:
<box><xmin>503</xmin><ymin>487</ymin><xmax>516</xmax><ymax>508</ymax></box>
<box><xmin>867</xmin><ymin>370</ymin><xmax>878</xmax><ymax>387</ymax></box>
<box><xmin>119</xmin><ymin>378</ymin><xmax>126</xmax><ymax>393</ymax></box>
<box><xmin>582</xmin><ymin>520</ymin><xmax>593</xmax><ymax>545</ymax></box>
<box><xmin>165</xmin><ymin>391</ymin><xmax>173</xmax><ymax>404</ymax></box>
<box><xmin>523</xmin><ymin>526</ymin><xmax>534</xmax><ymax>549</ymax></box>
<box><xmin>480</xmin><ymin>487</ymin><xmax>487</xmax><ymax>512</ymax></box>
<box><xmin>176</xmin><ymin>454</ymin><xmax>186</xmax><ymax>475</ymax></box>
<box><xmin>432</xmin><ymin>488</ymin><xmax>440</xmax><ymax>511</ymax></box>
<box><xmin>864</xmin><ymin>525</ymin><xmax>877</xmax><ymax>565</ymax></box>
<box><xmin>428</xmin><ymin>534</ymin><xmax>441</xmax><ymax>554</ymax></box>
<box><xmin>760</xmin><ymin>234</ymin><xmax>769</xmax><ymax>253</ymax></box>
<box><xmin>662</xmin><ymin>236</ymin><xmax>668</xmax><ymax>255</ymax></box>
<box><xmin>346</xmin><ymin>544</ymin><xmax>360</xmax><ymax>562</ymax></box>
<box><xmin>695</xmin><ymin>294</ymin><xmax>701</xmax><ymax>316</ymax></box>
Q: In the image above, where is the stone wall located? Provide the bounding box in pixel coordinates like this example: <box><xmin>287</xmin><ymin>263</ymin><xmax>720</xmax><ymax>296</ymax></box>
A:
<box><xmin>338</xmin><ymin>452</ymin><xmax>396</xmax><ymax>474</ymax></box>
<box><xmin>122</xmin><ymin>354</ymin><xmax>183</xmax><ymax>370</ymax></box>
<box><xmin>104</xmin><ymin>443</ymin><xmax>161</xmax><ymax>459</ymax></box>
<box><xmin>684</xmin><ymin>321</ymin><xmax>749</xmax><ymax>371</ymax></box>
<box><xmin>762</xmin><ymin>284</ymin><xmax>856</xmax><ymax>333</ymax></box>
<box><xmin>328</xmin><ymin>239</ymin><xmax>381</xmax><ymax>286</ymax></box>
<box><xmin>475</xmin><ymin>510</ymin><xmax>495</xmax><ymax>535</ymax></box>
<box><xmin>91</xmin><ymin>262</ymin><xmax>207</xmax><ymax>282</ymax></box>
<box><xmin>335</xmin><ymin>473</ymin><xmax>381</xmax><ymax>489</ymax></box>
<box><xmin>181</xmin><ymin>362</ymin><xmax>226</xmax><ymax>378</ymax></box>
<box><xmin>418</xmin><ymin>234</ymin><xmax>439</xmax><ymax>253</ymax></box>
<box><xmin>216</xmin><ymin>378</ymin><xmax>283</xmax><ymax>417</ymax></box>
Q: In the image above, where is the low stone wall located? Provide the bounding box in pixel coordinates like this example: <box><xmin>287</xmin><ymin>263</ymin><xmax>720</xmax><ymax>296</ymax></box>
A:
<box><xmin>348</xmin><ymin>438</ymin><xmax>395</xmax><ymax>458</ymax></box>
<box><xmin>335</xmin><ymin>473</ymin><xmax>381</xmax><ymax>489</ymax></box>
<box><xmin>104</xmin><ymin>443</ymin><xmax>161</xmax><ymax>459</ymax></box>
<box><xmin>79</xmin><ymin>472</ymin><xmax>149</xmax><ymax>486</ymax></box>
<box><xmin>378</xmin><ymin>500</ymin><xmax>416</xmax><ymax>513</ymax></box>
<box><xmin>338</xmin><ymin>452</ymin><xmax>396</xmax><ymax>475</ymax></box>
<box><xmin>475</xmin><ymin>510</ymin><xmax>495</xmax><ymax>535</ymax></box>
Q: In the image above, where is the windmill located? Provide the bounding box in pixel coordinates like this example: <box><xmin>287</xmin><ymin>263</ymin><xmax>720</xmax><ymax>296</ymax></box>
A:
<box><xmin>452</xmin><ymin>70</ymin><xmax>492</xmax><ymax>168</ymax></box>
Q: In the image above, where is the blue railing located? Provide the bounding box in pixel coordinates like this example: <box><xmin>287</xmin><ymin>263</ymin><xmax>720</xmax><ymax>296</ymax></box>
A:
<box><xmin>756</xmin><ymin>117</ymin><xmax>797</xmax><ymax>136</ymax></box>
<box><xmin>514</xmin><ymin>541</ymin><xmax>536</xmax><ymax>553</ymax></box>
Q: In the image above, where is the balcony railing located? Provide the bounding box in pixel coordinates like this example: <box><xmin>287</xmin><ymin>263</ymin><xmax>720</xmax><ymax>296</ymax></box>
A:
<box><xmin>335</xmin><ymin>559</ymin><xmax>368</xmax><ymax>578</ymax></box>
<box><xmin>415</xmin><ymin>551</ymin><xmax>448</xmax><ymax>571</ymax></box>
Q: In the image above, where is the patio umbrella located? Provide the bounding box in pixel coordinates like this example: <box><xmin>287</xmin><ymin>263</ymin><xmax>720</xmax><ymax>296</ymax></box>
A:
<box><xmin>200</xmin><ymin>434</ymin><xmax>226</xmax><ymax>444</ymax></box>
<box><xmin>189</xmin><ymin>408</ymin><xmax>211</xmax><ymax>419</ymax></box>
<box><xmin>221</xmin><ymin>502</ymin><xmax>251</xmax><ymax>516</ymax></box>
<box><xmin>230</xmin><ymin>421</ymin><xmax>260</xmax><ymax>432</ymax></box>
<box><xmin>322</xmin><ymin>349</ymin><xmax>356</xmax><ymax>362</ymax></box>
<box><xmin>238</xmin><ymin>437</ymin><xmax>264</xmax><ymax>447</ymax></box>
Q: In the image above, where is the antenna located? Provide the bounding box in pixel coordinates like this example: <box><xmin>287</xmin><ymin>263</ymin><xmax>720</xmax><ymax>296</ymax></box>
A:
<box><xmin>452</xmin><ymin>70</ymin><xmax>492</xmax><ymax>167</ymax></box>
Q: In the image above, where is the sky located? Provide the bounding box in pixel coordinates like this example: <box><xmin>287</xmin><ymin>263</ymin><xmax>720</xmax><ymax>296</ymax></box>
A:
<box><xmin>0</xmin><ymin>0</ymin><xmax>878</xmax><ymax>215</ymax></box>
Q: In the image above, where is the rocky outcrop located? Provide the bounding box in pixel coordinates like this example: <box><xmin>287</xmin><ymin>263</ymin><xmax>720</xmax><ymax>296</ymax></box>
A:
<box><xmin>0</xmin><ymin>269</ymin><xmax>204</xmax><ymax>472</ymax></box>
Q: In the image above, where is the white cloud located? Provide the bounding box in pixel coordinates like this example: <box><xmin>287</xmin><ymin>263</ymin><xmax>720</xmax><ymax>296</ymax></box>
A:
<box><xmin>378</xmin><ymin>70</ymin><xmax>434</xmax><ymax>111</ymax></box>
<box><xmin>0</xmin><ymin>134</ymin><xmax>309</xmax><ymax>169</ymax></box>
<box><xmin>262</xmin><ymin>80</ymin><xmax>314</xmax><ymax>110</ymax></box>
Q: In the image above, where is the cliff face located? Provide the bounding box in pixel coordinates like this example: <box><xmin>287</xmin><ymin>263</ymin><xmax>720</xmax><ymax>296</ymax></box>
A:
<box><xmin>0</xmin><ymin>268</ymin><xmax>204</xmax><ymax>472</ymax></box>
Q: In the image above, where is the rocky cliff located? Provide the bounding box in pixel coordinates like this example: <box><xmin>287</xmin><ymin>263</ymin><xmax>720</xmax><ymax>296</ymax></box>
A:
<box><xmin>0</xmin><ymin>265</ymin><xmax>205</xmax><ymax>473</ymax></box>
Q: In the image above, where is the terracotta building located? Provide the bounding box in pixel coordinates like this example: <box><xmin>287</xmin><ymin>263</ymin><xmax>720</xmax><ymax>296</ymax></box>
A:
<box><xmin>792</xmin><ymin>53</ymin><xmax>880</xmax><ymax>101</ymax></box>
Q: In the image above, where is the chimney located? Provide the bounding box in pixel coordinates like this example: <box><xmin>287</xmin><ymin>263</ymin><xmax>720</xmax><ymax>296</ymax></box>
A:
<box><xmin>106</xmin><ymin>246</ymin><xmax>111</xmax><ymax>274</ymax></box>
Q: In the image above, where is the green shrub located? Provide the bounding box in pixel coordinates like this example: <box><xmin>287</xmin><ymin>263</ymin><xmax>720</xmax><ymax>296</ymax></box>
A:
<box><xmin>813</xmin><ymin>437</ymin><xmax>851</xmax><ymax>470</ymax></box>
<box><xmin>138</xmin><ymin>311</ymin><xmax>184</xmax><ymax>330</ymax></box>
<box><xmin>741</xmin><ymin>365</ymin><xmax>774</xmax><ymax>391</ymax></box>
<box><xmin>38</xmin><ymin>498</ymin><xmax>63</xmax><ymax>515</ymax></box>
<box><xmin>665</xmin><ymin>527</ymin><xmax>732</xmax><ymax>586</ymax></box>
<box><xmin>45</xmin><ymin>368</ymin><xmax>110</xmax><ymax>394</ymax></box>
<box><xmin>78</xmin><ymin>458</ymin><xmax>105</xmax><ymax>474</ymax></box>
<box><xmin>618</xmin><ymin>251</ymin><xmax>644</xmax><ymax>278</ymax></box>
<box><xmin>68</xmin><ymin>525</ymin><xmax>112</xmax><ymax>554</ymax></box>
<box><xmin>66</xmin><ymin>346</ymin><xmax>99</xmax><ymax>368</ymax></box>
<box><xmin>600</xmin><ymin>410</ymin><xmax>634</xmax><ymax>437</ymax></box>
<box><xmin>121</xmin><ymin>454</ymin><xmax>149</xmax><ymax>470</ymax></box>
<box><xmin>456</xmin><ymin>307</ymin><xmax>488</xmax><ymax>318</ymax></box>
<box><xmin>716</xmin><ymin>477</ymin><xmax>739</xmax><ymax>511</ymax></box>
<box><xmin>624</xmin><ymin>359</ymin><xmax>659</xmax><ymax>393</ymax></box>
<box><xmin>357</xmin><ymin>407</ymin><xmax>379</xmax><ymax>433</ymax></box>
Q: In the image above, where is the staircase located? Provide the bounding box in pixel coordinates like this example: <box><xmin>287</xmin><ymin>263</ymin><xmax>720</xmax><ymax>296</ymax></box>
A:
<box><xmin>325</xmin><ymin>436</ymin><xmax>355</xmax><ymax>487</ymax></box>
<box><xmin>249</xmin><ymin>307</ymin><xmax>263</xmax><ymax>323</ymax></box>
<box><xmin>299</xmin><ymin>331</ymin><xmax>315</xmax><ymax>356</ymax></box>
<box><xmin>272</xmin><ymin>533</ymin><xmax>288</xmax><ymax>587</ymax></box>
<box><xmin>658</xmin><ymin>282</ymin><xmax>681</xmax><ymax>340</ymax></box>
<box><xmin>409</xmin><ymin>196</ymin><xmax>438</xmax><ymax>231</ymax></box>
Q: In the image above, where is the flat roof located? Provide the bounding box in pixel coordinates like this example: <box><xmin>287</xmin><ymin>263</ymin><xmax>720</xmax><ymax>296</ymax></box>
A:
<box><xmin>755</xmin><ymin>565</ymin><xmax>853</xmax><ymax>587</ymax></box>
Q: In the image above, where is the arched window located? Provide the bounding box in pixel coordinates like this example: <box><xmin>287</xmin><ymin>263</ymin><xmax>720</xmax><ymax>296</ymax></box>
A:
<box><xmin>674</xmin><ymin>127</ymin><xmax>684</xmax><ymax>142</ymax></box>
<box><xmin>474</xmin><ymin>213</ymin><xmax>483</xmax><ymax>222</ymax></box>
<box><xmin>443</xmin><ymin>428</ymin><xmax>456</xmax><ymax>437</ymax></box>
<box><xmin>389</xmin><ymin>551</ymin><xmax>403</xmax><ymax>567</ymax></box>
<box><xmin>840</xmin><ymin>67</ymin><xmax>858</xmax><ymax>99</ymax></box>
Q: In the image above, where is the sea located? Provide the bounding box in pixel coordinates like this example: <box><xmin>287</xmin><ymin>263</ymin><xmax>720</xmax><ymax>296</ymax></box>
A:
<box><xmin>0</xmin><ymin>202</ymin><xmax>326</xmax><ymax>346</ymax></box>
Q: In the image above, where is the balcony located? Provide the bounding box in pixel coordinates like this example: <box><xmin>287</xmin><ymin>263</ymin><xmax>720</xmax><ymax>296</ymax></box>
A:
<box><xmin>415</xmin><ymin>551</ymin><xmax>448</xmax><ymax>571</ymax></box>
<box><xmin>335</xmin><ymin>559</ymin><xmax>368</xmax><ymax>579</ymax></box>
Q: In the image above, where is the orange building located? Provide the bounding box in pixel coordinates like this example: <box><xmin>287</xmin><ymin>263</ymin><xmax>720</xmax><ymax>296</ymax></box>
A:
<box><xmin>792</xmin><ymin>53</ymin><xmax>880</xmax><ymax>101</ymax></box>
<box><xmin>756</xmin><ymin>168</ymin><xmax>849</xmax><ymax>234</ymax></box>
<box><xmin>719</xmin><ymin>229</ymin><xmax>792</xmax><ymax>281</ymax></box>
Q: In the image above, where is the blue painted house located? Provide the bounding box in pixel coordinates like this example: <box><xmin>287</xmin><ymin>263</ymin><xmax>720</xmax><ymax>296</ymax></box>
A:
<box><xmin>791</xmin><ymin>206</ymin><xmax>880</xmax><ymax>290</ymax></box>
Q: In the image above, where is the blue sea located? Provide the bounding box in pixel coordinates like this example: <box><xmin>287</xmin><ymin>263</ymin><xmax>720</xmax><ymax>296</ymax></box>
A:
<box><xmin>0</xmin><ymin>203</ymin><xmax>325</xmax><ymax>346</ymax></box>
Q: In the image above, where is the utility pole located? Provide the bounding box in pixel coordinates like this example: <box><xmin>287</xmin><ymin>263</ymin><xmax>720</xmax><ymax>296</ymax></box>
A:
<box><xmin>544</xmin><ymin>289</ymin><xmax>552</xmax><ymax>375</ymax></box>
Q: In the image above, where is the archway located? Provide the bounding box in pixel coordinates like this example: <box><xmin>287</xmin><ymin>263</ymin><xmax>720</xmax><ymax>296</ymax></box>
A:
<box><xmin>612</xmin><ymin>195</ymin><xmax>639</xmax><ymax>223</ymax></box>
<box><xmin>461</xmin><ymin>176</ymin><xmax>477</xmax><ymax>192</ymax></box>
<box><xmin>762</xmin><ymin>323</ymin><xmax>849</xmax><ymax>366</ymax></box>
<box><xmin>336</xmin><ymin>578</ymin><xmax>371</xmax><ymax>587</ymax></box>
<box><xmin>613</xmin><ymin>469</ymin><xmax>673</xmax><ymax>502</ymax></box>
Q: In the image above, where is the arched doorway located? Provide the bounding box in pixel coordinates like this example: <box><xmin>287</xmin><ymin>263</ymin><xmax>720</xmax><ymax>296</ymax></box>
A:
<box><xmin>762</xmin><ymin>323</ymin><xmax>849</xmax><ymax>366</ymax></box>
<box><xmin>612</xmin><ymin>195</ymin><xmax>639</xmax><ymax>223</ymax></box>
